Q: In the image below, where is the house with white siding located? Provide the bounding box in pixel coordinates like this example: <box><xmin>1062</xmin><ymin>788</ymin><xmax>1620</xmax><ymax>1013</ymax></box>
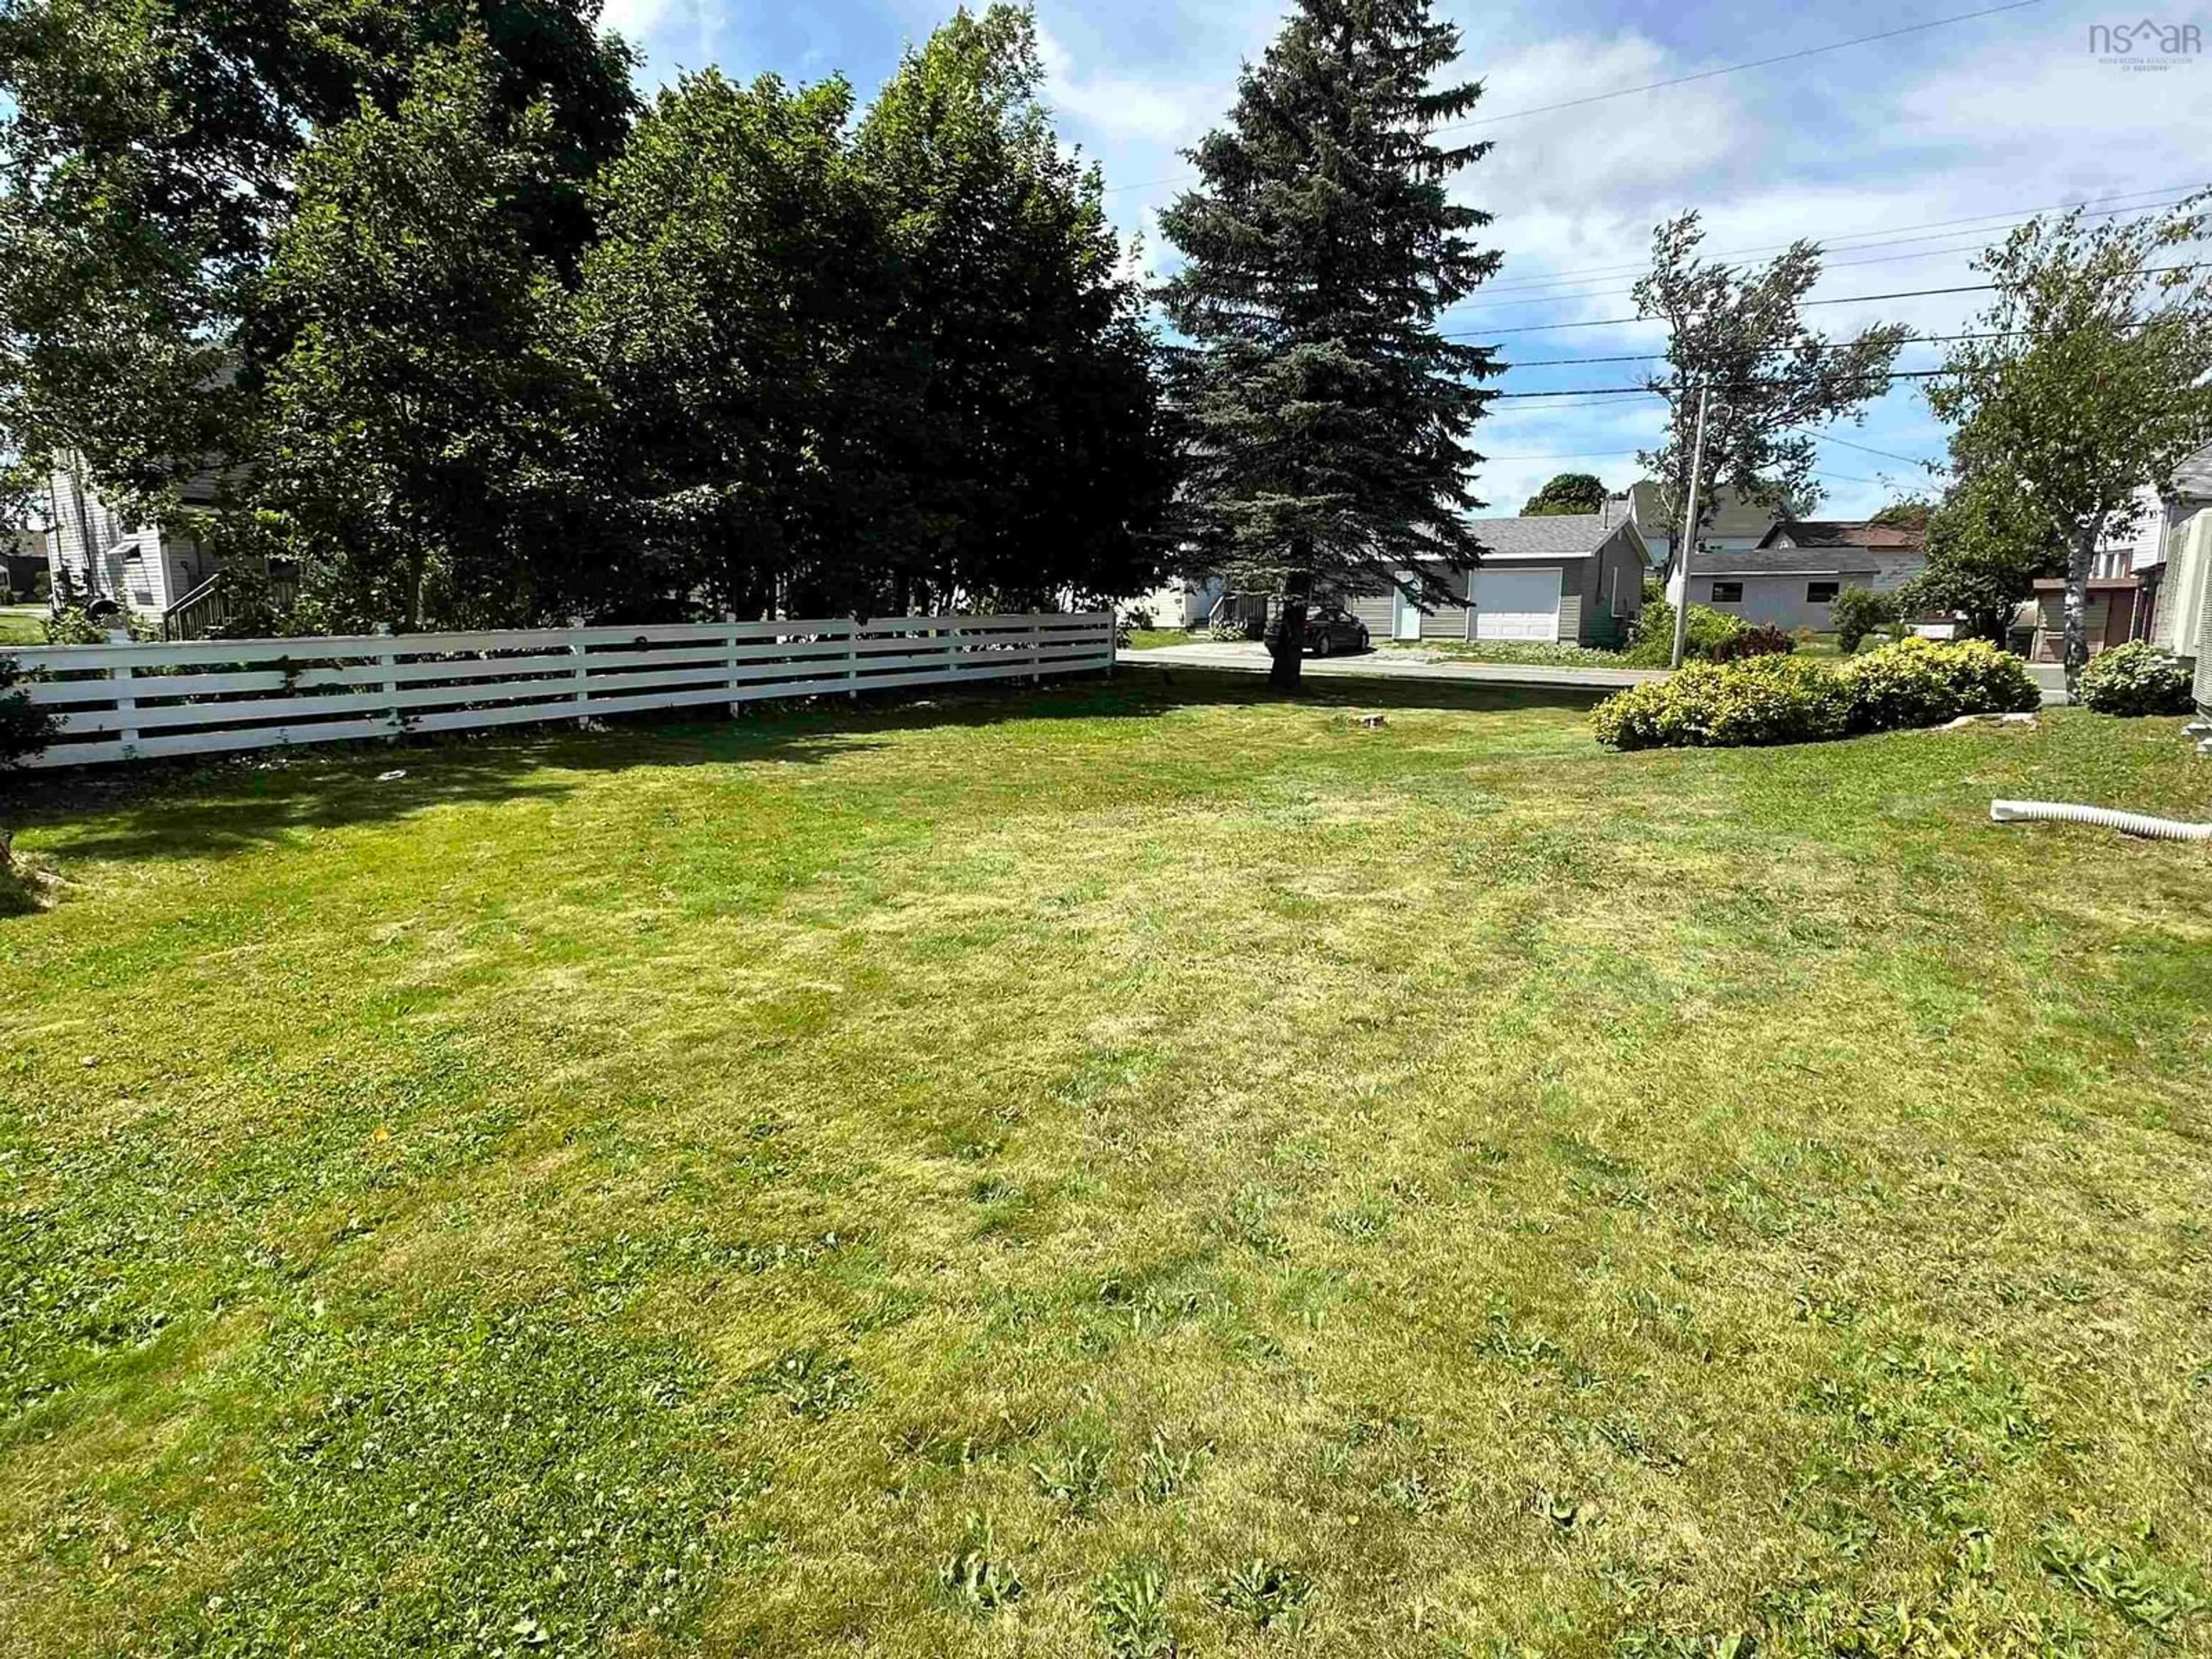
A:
<box><xmin>2133</xmin><ymin>443</ymin><xmax>2211</xmax><ymax>662</ymax></box>
<box><xmin>43</xmin><ymin>454</ymin><xmax>221</xmax><ymax>620</ymax></box>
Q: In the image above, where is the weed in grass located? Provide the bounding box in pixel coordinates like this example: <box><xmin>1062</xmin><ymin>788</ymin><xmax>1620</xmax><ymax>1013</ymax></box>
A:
<box><xmin>1793</xmin><ymin>1338</ymin><xmax>2047</xmax><ymax>1535</ymax></box>
<box><xmin>1227</xmin><ymin>1183</ymin><xmax>1290</xmax><ymax>1258</ymax></box>
<box><xmin>1325</xmin><ymin>1192</ymin><xmax>1394</xmax><ymax>1240</ymax></box>
<box><xmin>1093</xmin><ymin>1558</ymin><xmax>1175</xmax><ymax>1657</ymax></box>
<box><xmin>1031</xmin><ymin>1440</ymin><xmax>1113</xmax><ymax>1518</ymax></box>
<box><xmin>1133</xmin><ymin>1429</ymin><xmax>1199</xmax><ymax>1504</ymax></box>
<box><xmin>2038</xmin><ymin>1520</ymin><xmax>2209</xmax><ymax>1634</ymax></box>
<box><xmin>759</xmin><ymin>1347</ymin><xmax>865</xmax><ymax>1418</ymax></box>
<box><xmin>1207</xmin><ymin>1558</ymin><xmax>1314</xmax><ymax>1633</ymax></box>
<box><xmin>937</xmin><ymin>1514</ymin><xmax>1024</xmax><ymax>1613</ymax></box>
<box><xmin>1594</xmin><ymin>1415</ymin><xmax>1684</xmax><ymax>1474</ymax></box>
<box><xmin>143</xmin><ymin>1298</ymin><xmax>759</xmax><ymax>1653</ymax></box>
<box><xmin>1532</xmin><ymin>1487</ymin><xmax>1584</xmax><ymax>1532</ymax></box>
<box><xmin>1381</xmin><ymin>1465</ymin><xmax>1444</xmax><ymax>1517</ymax></box>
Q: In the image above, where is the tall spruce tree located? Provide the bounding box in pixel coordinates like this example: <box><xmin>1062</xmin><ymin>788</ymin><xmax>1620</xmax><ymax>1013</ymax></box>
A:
<box><xmin>1158</xmin><ymin>0</ymin><xmax>1500</xmax><ymax>690</ymax></box>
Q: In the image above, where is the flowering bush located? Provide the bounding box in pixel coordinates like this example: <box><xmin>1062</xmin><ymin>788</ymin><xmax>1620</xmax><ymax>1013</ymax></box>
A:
<box><xmin>1594</xmin><ymin>637</ymin><xmax>2039</xmax><ymax>751</ymax></box>
<box><xmin>1591</xmin><ymin>654</ymin><xmax>1853</xmax><ymax>750</ymax></box>
<box><xmin>2074</xmin><ymin>641</ymin><xmax>2194</xmax><ymax>716</ymax></box>
<box><xmin>1838</xmin><ymin>637</ymin><xmax>2040</xmax><ymax>731</ymax></box>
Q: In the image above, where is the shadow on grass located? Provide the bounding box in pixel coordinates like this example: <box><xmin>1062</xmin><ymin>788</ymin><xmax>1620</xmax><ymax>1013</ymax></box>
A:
<box><xmin>6</xmin><ymin>668</ymin><xmax>1598</xmax><ymax>872</ymax></box>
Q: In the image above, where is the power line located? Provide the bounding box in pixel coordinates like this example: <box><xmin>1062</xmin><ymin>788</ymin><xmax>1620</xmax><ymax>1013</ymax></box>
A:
<box><xmin>1445</xmin><ymin>204</ymin><xmax>2197</xmax><ymax>315</ymax></box>
<box><xmin>1482</xmin><ymin>448</ymin><xmax>1646</xmax><ymax>460</ymax></box>
<box><xmin>1101</xmin><ymin>0</ymin><xmax>2047</xmax><ymax>199</ymax></box>
<box><xmin>1425</xmin><ymin>1</ymin><xmax>2048</xmax><ymax>138</ymax></box>
<box><xmin>1491</xmin><ymin>368</ymin><xmax>1956</xmax><ymax>398</ymax></box>
<box><xmin>1449</xmin><ymin>283</ymin><xmax>2001</xmax><ymax>338</ymax></box>
<box><xmin>1791</xmin><ymin>427</ymin><xmax>1949</xmax><ymax>468</ymax></box>
<box><xmin>1499</xmin><ymin>329</ymin><xmax>2017</xmax><ymax>370</ymax></box>
<box><xmin>1481</xmin><ymin>446</ymin><xmax>1896</xmax><ymax>490</ymax></box>
<box><xmin>1455</xmin><ymin>259</ymin><xmax>2205</xmax><ymax>338</ymax></box>
<box><xmin>1465</xmin><ymin>186</ymin><xmax>2198</xmax><ymax>298</ymax></box>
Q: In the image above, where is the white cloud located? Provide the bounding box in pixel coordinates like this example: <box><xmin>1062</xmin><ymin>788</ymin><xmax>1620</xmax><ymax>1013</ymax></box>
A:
<box><xmin>1035</xmin><ymin>22</ymin><xmax>1218</xmax><ymax>147</ymax></box>
<box><xmin>1465</xmin><ymin>33</ymin><xmax>1747</xmax><ymax>220</ymax></box>
<box><xmin>598</xmin><ymin>0</ymin><xmax>674</xmax><ymax>47</ymax></box>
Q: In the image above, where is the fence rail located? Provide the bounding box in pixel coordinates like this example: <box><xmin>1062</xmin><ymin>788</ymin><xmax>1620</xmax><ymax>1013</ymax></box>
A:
<box><xmin>10</xmin><ymin>612</ymin><xmax>1114</xmax><ymax>768</ymax></box>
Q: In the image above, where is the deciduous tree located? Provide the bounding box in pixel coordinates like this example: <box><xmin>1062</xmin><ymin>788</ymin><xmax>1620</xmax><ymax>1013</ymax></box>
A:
<box><xmin>1521</xmin><ymin>472</ymin><xmax>1607</xmax><ymax>516</ymax></box>
<box><xmin>575</xmin><ymin>68</ymin><xmax>894</xmax><ymax>618</ymax></box>
<box><xmin>0</xmin><ymin>0</ymin><xmax>634</xmax><ymax>524</ymax></box>
<box><xmin>1158</xmin><ymin>0</ymin><xmax>1501</xmax><ymax>690</ymax></box>
<box><xmin>1896</xmin><ymin>471</ymin><xmax>2063</xmax><ymax>646</ymax></box>
<box><xmin>855</xmin><ymin>5</ymin><xmax>1176</xmax><ymax>612</ymax></box>
<box><xmin>1634</xmin><ymin>213</ymin><xmax>1906</xmax><ymax>587</ymax></box>
<box><xmin>253</xmin><ymin>36</ymin><xmax>605</xmax><ymax>630</ymax></box>
<box><xmin>1927</xmin><ymin>195</ymin><xmax>2212</xmax><ymax>687</ymax></box>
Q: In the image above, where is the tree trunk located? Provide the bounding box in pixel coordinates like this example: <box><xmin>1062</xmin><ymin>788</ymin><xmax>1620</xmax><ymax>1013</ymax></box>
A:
<box><xmin>1269</xmin><ymin>569</ymin><xmax>1311</xmax><ymax>692</ymax></box>
<box><xmin>2061</xmin><ymin>520</ymin><xmax>2103</xmax><ymax>695</ymax></box>
<box><xmin>1268</xmin><ymin>599</ymin><xmax>1306</xmax><ymax>690</ymax></box>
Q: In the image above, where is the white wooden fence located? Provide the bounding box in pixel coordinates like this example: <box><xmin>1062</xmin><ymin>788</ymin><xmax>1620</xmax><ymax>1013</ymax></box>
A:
<box><xmin>10</xmin><ymin>612</ymin><xmax>1115</xmax><ymax>769</ymax></box>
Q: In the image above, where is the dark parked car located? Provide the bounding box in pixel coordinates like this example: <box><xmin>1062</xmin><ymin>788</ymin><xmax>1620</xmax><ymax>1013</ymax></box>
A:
<box><xmin>1269</xmin><ymin>605</ymin><xmax>1371</xmax><ymax>656</ymax></box>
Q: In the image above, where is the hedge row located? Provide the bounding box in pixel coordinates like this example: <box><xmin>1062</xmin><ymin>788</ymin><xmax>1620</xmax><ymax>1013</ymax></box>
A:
<box><xmin>1593</xmin><ymin>637</ymin><xmax>2041</xmax><ymax>751</ymax></box>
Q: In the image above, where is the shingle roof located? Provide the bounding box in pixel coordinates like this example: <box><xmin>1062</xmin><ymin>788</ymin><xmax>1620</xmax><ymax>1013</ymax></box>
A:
<box><xmin>1698</xmin><ymin>546</ymin><xmax>1883</xmax><ymax>577</ymax></box>
<box><xmin>1628</xmin><ymin>480</ymin><xmax>1789</xmax><ymax>540</ymax></box>
<box><xmin>1760</xmin><ymin>520</ymin><xmax>1926</xmax><ymax>552</ymax></box>
<box><xmin>1464</xmin><ymin>513</ymin><xmax>1623</xmax><ymax>558</ymax></box>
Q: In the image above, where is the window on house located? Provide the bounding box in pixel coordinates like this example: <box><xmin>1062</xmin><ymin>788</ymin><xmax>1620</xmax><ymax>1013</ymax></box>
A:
<box><xmin>1806</xmin><ymin>581</ymin><xmax>1840</xmax><ymax>603</ymax></box>
<box><xmin>1710</xmin><ymin>581</ymin><xmax>1744</xmax><ymax>603</ymax></box>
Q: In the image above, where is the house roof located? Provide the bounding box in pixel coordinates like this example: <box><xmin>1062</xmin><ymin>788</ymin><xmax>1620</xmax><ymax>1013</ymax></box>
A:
<box><xmin>1627</xmin><ymin>480</ymin><xmax>1790</xmax><ymax>540</ymax></box>
<box><xmin>1463</xmin><ymin>513</ymin><xmax>1635</xmax><ymax>559</ymax></box>
<box><xmin>1697</xmin><ymin>547</ymin><xmax>1882</xmax><ymax>577</ymax></box>
<box><xmin>1758</xmin><ymin>519</ymin><xmax>1926</xmax><ymax>552</ymax></box>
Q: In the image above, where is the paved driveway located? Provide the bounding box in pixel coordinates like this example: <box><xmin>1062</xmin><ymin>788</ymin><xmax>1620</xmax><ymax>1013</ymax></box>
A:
<box><xmin>1118</xmin><ymin>639</ymin><xmax>1668</xmax><ymax>691</ymax></box>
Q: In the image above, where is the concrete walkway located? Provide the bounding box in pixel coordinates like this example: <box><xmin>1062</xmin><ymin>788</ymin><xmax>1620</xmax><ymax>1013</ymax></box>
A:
<box><xmin>1118</xmin><ymin>639</ymin><xmax>1668</xmax><ymax>691</ymax></box>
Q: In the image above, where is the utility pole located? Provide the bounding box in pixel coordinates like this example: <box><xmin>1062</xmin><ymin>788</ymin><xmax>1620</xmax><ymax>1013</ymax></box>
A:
<box><xmin>1669</xmin><ymin>381</ymin><xmax>1711</xmax><ymax>672</ymax></box>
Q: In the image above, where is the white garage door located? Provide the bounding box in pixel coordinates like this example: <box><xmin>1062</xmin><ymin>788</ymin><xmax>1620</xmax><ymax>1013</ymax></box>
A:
<box><xmin>1471</xmin><ymin>566</ymin><xmax>1561</xmax><ymax>641</ymax></box>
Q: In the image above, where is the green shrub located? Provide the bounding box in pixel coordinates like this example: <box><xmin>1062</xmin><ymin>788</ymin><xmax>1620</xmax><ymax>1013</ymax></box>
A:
<box><xmin>1592</xmin><ymin>654</ymin><xmax>1853</xmax><ymax>750</ymax></box>
<box><xmin>2075</xmin><ymin>641</ymin><xmax>2194</xmax><ymax>715</ymax></box>
<box><xmin>1708</xmin><ymin>623</ymin><xmax>1796</xmax><ymax>662</ymax></box>
<box><xmin>1622</xmin><ymin>597</ymin><xmax>1747</xmax><ymax>665</ymax></box>
<box><xmin>1838</xmin><ymin>637</ymin><xmax>2040</xmax><ymax>731</ymax></box>
<box><xmin>1593</xmin><ymin>637</ymin><xmax>2039</xmax><ymax>751</ymax></box>
<box><xmin>1828</xmin><ymin>587</ymin><xmax>1898</xmax><ymax>654</ymax></box>
<box><xmin>0</xmin><ymin>657</ymin><xmax>59</xmax><ymax>769</ymax></box>
<box><xmin>42</xmin><ymin>604</ymin><xmax>109</xmax><ymax>645</ymax></box>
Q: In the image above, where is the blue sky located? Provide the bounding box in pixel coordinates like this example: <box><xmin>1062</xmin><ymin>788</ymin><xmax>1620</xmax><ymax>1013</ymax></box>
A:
<box><xmin>601</xmin><ymin>0</ymin><xmax>2212</xmax><ymax>518</ymax></box>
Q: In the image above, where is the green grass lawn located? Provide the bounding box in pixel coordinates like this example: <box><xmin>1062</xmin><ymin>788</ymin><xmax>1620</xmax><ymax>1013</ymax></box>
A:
<box><xmin>5</xmin><ymin>673</ymin><xmax>2211</xmax><ymax>1657</ymax></box>
<box><xmin>0</xmin><ymin>605</ymin><xmax>46</xmax><ymax>646</ymax></box>
<box><xmin>1123</xmin><ymin>628</ymin><xmax>1196</xmax><ymax>650</ymax></box>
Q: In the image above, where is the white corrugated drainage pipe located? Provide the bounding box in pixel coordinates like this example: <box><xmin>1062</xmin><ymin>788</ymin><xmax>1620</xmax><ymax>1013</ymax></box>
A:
<box><xmin>1991</xmin><ymin>800</ymin><xmax>2212</xmax><ymax>842</ymax></box>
